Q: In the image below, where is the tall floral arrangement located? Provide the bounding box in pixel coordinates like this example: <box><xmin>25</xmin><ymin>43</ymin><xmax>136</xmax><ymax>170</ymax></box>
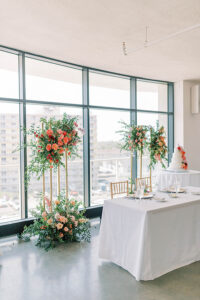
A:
<box><xmin>118</xmin><ymin>121</ymin><xmax>148</xmax><ymax>191</ymax></box>
<box><xmin>148</xmin><ymin>125</ymin><xmax>168</xmax><ymax>169</ymax></box>
<box><xmin>119</xmin><ymin>121</ymin><xmax>148</xmax><ymax>154</ymax></box>
<box><xmin>26</xmin><ymin>113</ymin><xmax>83</xmax><ymax>182</ymax></box>
<box><xmin>17</xmin><ymin>113</ymin><xmax>90</xmax><ymax>250</ymax></box>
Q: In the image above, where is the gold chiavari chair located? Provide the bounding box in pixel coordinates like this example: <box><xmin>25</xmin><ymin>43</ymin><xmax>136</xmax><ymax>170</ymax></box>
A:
<box><xmin>110</xmin><ymin>181</ymin><xmax>129</xmax><ymax>199</ymax></box>
<box><xmin>136</xmin><ymin>177</ymin><xmax>152</xmax><ymax>192</ymax></box>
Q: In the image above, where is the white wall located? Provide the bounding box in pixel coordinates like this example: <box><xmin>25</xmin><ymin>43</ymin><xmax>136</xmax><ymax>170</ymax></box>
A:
<box><xmin>174</xmin><ymin>80</ymin><xmax>200</xmax><ymax>170</ymax></box>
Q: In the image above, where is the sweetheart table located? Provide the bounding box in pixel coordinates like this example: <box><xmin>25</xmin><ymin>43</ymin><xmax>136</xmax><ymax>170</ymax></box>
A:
<box><xmin>99</xmin><ymin>188</ymin><xmax>200</xmax><ymax>281</ymax></box>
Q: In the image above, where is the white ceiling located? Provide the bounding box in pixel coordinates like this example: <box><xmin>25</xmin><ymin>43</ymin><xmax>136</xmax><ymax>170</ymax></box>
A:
<box><xmin>1</xmin><ymin>0</ymin><xmax>200</xmax><ymax>82</ymax></box>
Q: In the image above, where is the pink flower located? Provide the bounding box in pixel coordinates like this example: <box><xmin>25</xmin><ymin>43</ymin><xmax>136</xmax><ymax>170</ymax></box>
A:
<box><xmin>74</xmin><ymin>122</ymin><xmax>78</xmax><ymax>127</ymax></box>
<box><xmin>64</xmin><ymin>226</ymin><xmax>69</xmax><ymax>232</ymax></box>
<box><xmin>46</xmin><ymin>144</ymin><xmax>52</xmax><ymax>151</ymax></box>
<box><xmin>59</xmin><ymin>232</ymin><xmax>64</xmax><ymax>238</ymax></box>
<box><xmin>74</xmin><ymin>221</ymin><xmax>78</xmax><ymax>227</ymax></box>
<box><xmin>55</xmin><ymin>213</ymin><xmax>60</xmax><ymax>220</ymax></box>
<box><xmin>57</xmin><ymin>129</ymin><xmax>63</xmax><ymax>134</ymax></box>
<box><xmin>59</xmin><ymin>216</ymin><xmax>66</xmax><ymax>223</ymax></box>
<box><xmin>136</xmin><ymin>132</ymin><xmax>140</xmax><ymax>136</ymax></box>
<box><xmin>71</xmin><ymin>215</ymin><xmax>75</xmax><ymax>222</ymax></box>
<box><xmin>56</xmin><ymin>223</ymin><xmax>63</xmax><ymax>230</ymax></box>
<box><xmin>135</xmin><ymin>139</ymin><xmax>138</xmax><ymax>143</ymax></box>
<box><xmin>42</xmin><ymin>211</ymin><xmax>47</xmax><ymax>218</ymax></box>
<box><xmin>44</xmin><ymin>197</ymin><xmax>51</xmax><ymax>208</ymax></box>
<box><xmin>46</xmin><ymin>129</ymin><xmax>53</xmax><ymax>136</ymax></box>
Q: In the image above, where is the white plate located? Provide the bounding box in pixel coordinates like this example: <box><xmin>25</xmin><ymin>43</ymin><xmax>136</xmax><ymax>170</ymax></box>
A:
<box><xmin>135</xmin><ymin>194</ymin><xmax>153</xmax><ymax>199</ymax></box>
<box><xmin>191</xmin><ymin>192</ymin><xmax>200</xmax><ymax>195</ymax></box>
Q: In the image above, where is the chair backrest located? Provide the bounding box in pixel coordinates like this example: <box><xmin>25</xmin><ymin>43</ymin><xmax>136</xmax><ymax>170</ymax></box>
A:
<box><xmin>110</xmin><ymin>181</ymin><xmax>129</xmax><ymax>199</ymax></box>
<box><xmin>136</xmin><ymin>177</ymin><xmax>151</xmax><ymax>191</ymax></box>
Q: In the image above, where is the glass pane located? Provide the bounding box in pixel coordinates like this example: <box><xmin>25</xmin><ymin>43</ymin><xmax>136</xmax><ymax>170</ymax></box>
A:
<box><xmin>26</xmin><ymin>58</ymin><xmax>82</xmax><ymax>103</ymax></box>
<box><xmin>89</xmin><ymin>72</ymin><xmax>130</xmax><ymax>108</ymax></box>
<box><xmin>0</xmin><ymin>51</ymin><xmax>19</xmax><ymax>98</ymax></box>
<box><xmin>26</xmin><ymin>104</ymin><xmax>83</xmax><ymax>215</ymax></box>
<box><xmin>90</xmin><ymin>109</ymin><xmax>130</xmax><ymax>206</ymax></box>
<box><xmin>137</xmin><ymin>112</ymin><xmax>168</xmax><ymax>185</ymax></box>
<box><xmin>137</xmin><ymin>80</ymin><xmax>167</xmax><ymax>111</ymax></box>
<box><xmin>0</xmin><ymin>102</ymin><xmax>20</xmax><ymax>223</ymax></box>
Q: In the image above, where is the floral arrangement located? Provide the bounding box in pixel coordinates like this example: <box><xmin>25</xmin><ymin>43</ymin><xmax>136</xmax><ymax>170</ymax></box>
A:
<box><xmin>149</xmin><ymin>125</ymin><xmax>168</xmax><ymax>169</ymax></box>
<box><xmin>177</xmin><ymin>145</ymin><xmax>188</xmax><ymax>170</ymax></box>
<box><xmin>118</xmin><ymin>121</ymin><xmax>148</xmax><ymax>154</ymax></box>
<box><xmin>19</xmin><ymin>194</ymin><xmax>90</xmax><ymax>251</ymax></box>
<box><xmin>26</xmin><ymin>113</ymin><xmax>84</xmax><ymax>181</ymax></box>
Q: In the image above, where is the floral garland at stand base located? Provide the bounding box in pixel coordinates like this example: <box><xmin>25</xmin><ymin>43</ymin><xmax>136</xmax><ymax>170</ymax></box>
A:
<box><xmin>149</xmin><ymin>125</ymin><xmax>168</xmax><ymax>169</ymax></box>
<box><xmin>118</xmin><ymin>122</ymin><xmax>148</xmax><ymax>192</ymax></box>
<box><xmin>177</xmin><ymin>145</ymin><xmax>188</xmax><ymax>170</ymax></box>
<box><xmin>19</xmin><ymin>194</ymin><xmax>90</xmax><ymax>251</ymax></box>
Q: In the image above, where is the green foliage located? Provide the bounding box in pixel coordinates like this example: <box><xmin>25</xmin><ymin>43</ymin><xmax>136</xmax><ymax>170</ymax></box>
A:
<box><xmin>19</xmin><ymin>194</ymin><xmax>91</xmax><ymax>251</ymax></box>
<box><xmin>148</xmin><ymin>125</ymin><xmax>168</xmax><ymax>169</ymax></box>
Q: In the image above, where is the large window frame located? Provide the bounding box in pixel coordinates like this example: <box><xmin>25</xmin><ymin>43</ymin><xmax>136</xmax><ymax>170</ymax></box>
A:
<box><xmin>0</xmin><ymin>45</ymin><xmax>174</xmax><ymax>235</ymax></box>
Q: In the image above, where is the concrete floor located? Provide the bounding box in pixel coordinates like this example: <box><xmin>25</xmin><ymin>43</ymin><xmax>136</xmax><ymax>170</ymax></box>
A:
<box><xmin>0</xmin><ymin>220</ymin><xmax>200</xmax><ymax>300</ymax></box>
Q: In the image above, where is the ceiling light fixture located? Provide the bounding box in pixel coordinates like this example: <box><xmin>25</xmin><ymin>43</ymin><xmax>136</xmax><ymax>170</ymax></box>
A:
<box><xmin>122</xmin><ymin>23</ymin><xmax>200</xmax><ymax>55</ymax></box>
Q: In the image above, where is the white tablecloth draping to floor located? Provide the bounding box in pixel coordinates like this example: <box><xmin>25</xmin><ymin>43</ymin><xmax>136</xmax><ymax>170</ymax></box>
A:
<box><xmin>99</xmin><ymin>188</ymin><xmax>200</xmax><ymax>281</ymax></box>
<box><xmin>157</xmin><ymin>170</ymin><xmax>200</xmax><ymax>190</ymax></box>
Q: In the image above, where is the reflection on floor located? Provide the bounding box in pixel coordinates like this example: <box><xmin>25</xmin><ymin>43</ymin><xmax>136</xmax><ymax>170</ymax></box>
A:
<box><xmin>0</xmin><ymin>219</ymin><xmax>200</xmax><ymax>300</ymax></box>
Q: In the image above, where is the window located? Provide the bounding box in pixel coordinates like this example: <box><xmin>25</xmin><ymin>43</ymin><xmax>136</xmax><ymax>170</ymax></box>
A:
<box><xmin>0</xmin><ymin>51</ymin><xmax>19</xmax><ymax>98</ymax></box>
<box><xmin>137</xmin><ymin>80</ymin><xmax>168</xmax><ymax>112</ymax></box>
<box><xmin>90</xmin><ymin>109</ymin><xmax>130</xmax><ymax>206</ymax></box>
<box><xmin>89</xmin><ymin>72</ymin><xmax>130</xmax><ymax>108</ymax></box>
<box><xmin>0</xmin><ymin>47</ymin><xmax>173</xmax><ymax>231</ymax></box>
<box><xmin>0</xmin><ymin>102</ymin><xmax>20</xmax><ymax>223</ymax></box>
<box><xmin>25</xmin><ymin>58</ymin><xmax>82</xmax><ymax>104</ymax></box>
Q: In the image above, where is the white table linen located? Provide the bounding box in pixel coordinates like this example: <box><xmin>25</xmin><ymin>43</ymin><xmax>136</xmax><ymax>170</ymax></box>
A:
<box><xmin>158</xmin><ymin>170</ymin><xmax>200</xmax><ymax>190</ymax></box>
<box><xmin>99</xmin><ymin>187</ymin><xmax>200</xmax><ymax>281</ymax></box>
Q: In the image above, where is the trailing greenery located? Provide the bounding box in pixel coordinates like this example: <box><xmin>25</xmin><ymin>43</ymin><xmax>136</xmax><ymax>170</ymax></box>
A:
<box><xmin>19</xmin><ymin>194</ymin><xmax>91</xmax><ymax>251</ymax></box>
<box><xmin>148</xmin><ymin>123</ymin><xmax>168</xmax><ymax>169</ymax></box>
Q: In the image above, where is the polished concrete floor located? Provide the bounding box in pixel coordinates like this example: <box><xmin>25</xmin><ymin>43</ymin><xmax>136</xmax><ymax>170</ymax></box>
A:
<box><xmin>0</xmin><ymin>220</ymin><xmax>200</xmax><ymax>300</ymax></box>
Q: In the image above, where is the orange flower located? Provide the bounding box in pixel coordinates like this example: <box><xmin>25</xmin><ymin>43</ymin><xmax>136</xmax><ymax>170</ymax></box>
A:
<box><xmin>158</xmin><ymin>142</ymin><xmax>163</xmax><ymax>147</ymax></box>
<box><xmin>58</xmin><ymin>140</ymin><xmax>63</xmax><ymax>146</ymax></box>
<box><xmin>50</xmin><ymin>164</ymin><xmax>53</xmax><ymax>168</ymax></box>
<box><xmin>70</xmin><ymin>200</ymin><xmax>75</xmax><ymax>206</ymax></box>
<box><xmin>54</xmin><ymin>200</ymin><xmax>60</xmax><ymax>205</ymax></box>
<box><xmin>46</xmin><ymin>144</ymin><xmax>52</xmax><ymax>151</ymax></box>
<box><xmin>68</xmin><ymin>152</ymin><xmax>71</xmax><ymax>156</ymax></box>
<box><xmin>69</xmin><ymin>224</ymin><xmax>72</xmax><ymax>229</ymax></box>
<box><xmin>47</xmin><ymin>218</ymin><xmax>53</xmax><ymax>225</ymax></box>
<box><xmin>56</xmin><ymin>223</ymin><xmax>63</xmax><ymax>230</ymax></box>
<box><xmin>63</xmin><ymin>137</ymin><xmax>69</xmax><ymax>144</ymax></box>
<box><xmin>46</xmin><ymin>129</ymin><xmax>53</xmax><ymax>136</ymax></box>
<box><xmin>69</xmin><ymin>230</ymin><xmax>73</xmax><ymax>235</ymax></box>
<box><xmin>59</xmin><ymin>232</ymin><xmax>64</xmax><ymax>238</ymax></box>
<box><xmin>64</xmin><ymin>226</ymin><xmax>69</xmax><ymax>232</ymax></box>
<box><xmin>52</xmin><ymin>143</ymin><xmax>58</xmax><ymax>150</ymax></box>
<box><xmin>59</xmin><ymin>148</ymin><xmax>64</xmax><ymax>154</ymax></box>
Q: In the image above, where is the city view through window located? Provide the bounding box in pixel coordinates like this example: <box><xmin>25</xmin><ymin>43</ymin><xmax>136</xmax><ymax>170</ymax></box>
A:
<box><xmin>0</xmin><ymin>50</ymin><xmax>172</xmax><ymax>223</ymax></box>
